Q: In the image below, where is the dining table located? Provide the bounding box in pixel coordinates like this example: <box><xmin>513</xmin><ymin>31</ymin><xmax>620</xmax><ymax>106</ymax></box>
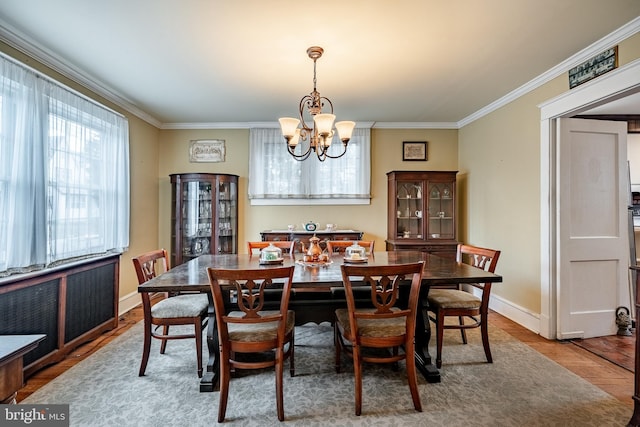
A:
<box><xmin>138</xmin><ymin>250</ymin><xmax>503</xmax><ymax>392</ymax></box>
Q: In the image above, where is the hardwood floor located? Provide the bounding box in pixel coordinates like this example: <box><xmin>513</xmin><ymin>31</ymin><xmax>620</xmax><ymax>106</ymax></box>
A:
<box><xmin>16</xmin><ymin>308</ymin><xmax>636</xmax><ymax>409</ymax></box>
<box><xmin>571</xmin><ymin>334</ymin><xmax>635</xmax><ymax>372</ymax></box>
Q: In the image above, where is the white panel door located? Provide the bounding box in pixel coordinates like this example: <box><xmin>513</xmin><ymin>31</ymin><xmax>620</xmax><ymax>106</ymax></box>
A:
<box><xmin>557</xmin><ymin>118</ymin><xmax>628</xmax><ymax>339</ymax></box>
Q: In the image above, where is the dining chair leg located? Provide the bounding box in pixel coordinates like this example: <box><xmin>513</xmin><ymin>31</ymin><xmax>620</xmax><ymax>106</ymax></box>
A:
<box><xmin>160</xmin><ymin>325</ymin><xmax>169</xmax><ymax>354</ymax></box>
<box><xmin>334</xmin><ymin>322</ymin><xmax>342</xmax><ymax>373</ymax></box>
<box><xmin>289</xmin><ymin>332</ymin><xmax>295</xmax><ymax>377</ymax></box>
<box><xmin>195</xmin><ymin>320</ymin><xmax>203</xmax><ymax>378</ymax></box>
<box><xmin>276</xmin><ymin>347</ymin><xmax>285</xmax><ymax>422</ymax></box>
<box><xmin>139</xmin><ymin>322</ymin><xmax>152</xmax><ymax>376</ymax></box>
<box><xmin>436</xmin><ymin>310</ymin><xmax>445</xmax><ymax>369</ymax></box>
<box><xmin>353</xmin><ymin>345</ymin><xmax>363</xmax><ymax>416</ymax></box>
<box><xmin>405</xmin><ymin>341</ymin><xmax>423</xmax><ymax>412</ymax></box>
<box><xmin>459</xmin><ymin>316</ymin><xmax>468</xmax><ymax>344</ymax></box>
<box><xmin>217</xmin><ymin>348</ymin><xmax>231</xmax><ymax>423</ymax></box>
<box><xmin>391</xmin><ymin>346</ymin><xmax>400</xmax><ymax>371</ymax></box>
<box><xmin>480</xmin><ymin>315</ymin><xmax>493</xmax><ymax>363</ymax></box>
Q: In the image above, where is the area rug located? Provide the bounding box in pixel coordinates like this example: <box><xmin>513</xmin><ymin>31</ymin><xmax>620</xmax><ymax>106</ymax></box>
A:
<box><xmin>23</xmin><ymin>321</ymin><xmax>632</xmax><ymax>426</ymax></box>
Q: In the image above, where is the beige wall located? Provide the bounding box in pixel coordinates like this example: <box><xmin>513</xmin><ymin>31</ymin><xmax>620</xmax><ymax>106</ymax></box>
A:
<box><xmin>157</xmin><ymin>128</ymin><xmax>458</xmax><ymax>254</ymax></box>
<box><xmin>458</xmin><ymin>32</ymin><xmax>640</xmax><ymax>317</ymax></box>
<box><xmin>125</xmin><ymin>120</ymin><xmax>161</xmax><ymax>298</ymax></box>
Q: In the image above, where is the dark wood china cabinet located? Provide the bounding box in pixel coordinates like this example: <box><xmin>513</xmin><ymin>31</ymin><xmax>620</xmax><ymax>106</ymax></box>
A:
<box><xmin>386</xmin><ymin>170</ymin><xmax>458</xmax><ymax>258</ymax></box>
<box><xmin>170</xmin><ymin>173</ymin><xmax>238</xmax><ymax>266</ymax></box>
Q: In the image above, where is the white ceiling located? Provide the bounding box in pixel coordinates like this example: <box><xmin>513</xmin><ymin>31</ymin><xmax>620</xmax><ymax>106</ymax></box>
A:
<box><xmin>0</xmin><ymin>0</ymin><xmax>638</xmax><ymax>127</ymax></box>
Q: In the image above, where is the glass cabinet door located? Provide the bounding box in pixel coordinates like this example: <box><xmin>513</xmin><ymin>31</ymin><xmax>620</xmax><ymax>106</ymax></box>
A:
<box><xmin>181</xmin><ymin>180</ymin><xmax>213</xmax><ymax>262</ymax></box>
<box><xmin>215</xmin><ymin>178</ymin><xmax>237</xmax><ymax>254</ymax></box>
<box><xmin>427</xmin><ymin>182</ymin><xmax>454</xmax><ymax>240</ymax></box>
<box><xmin>395</xmin><ymin>181</ymin><xmax>424</xmax><ymax>239</ymax></box>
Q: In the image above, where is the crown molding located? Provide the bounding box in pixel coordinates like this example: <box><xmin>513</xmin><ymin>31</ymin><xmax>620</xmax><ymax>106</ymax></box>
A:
<box><xmin>458</xmin><ymin>16</ymin><xmax>640</xmax><ymax>128</ymax></box>
<box><xmin>371</xmin><ymin>122</ymin><xmax>458</xmax><ymax>129</ymax></box>
<box><xmin>161</xmin><ymin>122</ymin><xmax>253</xmax><ymax>130</ymax></box>
<box><xmin>162</xmin><ymin>121</ymin><xmax>380</xmax><ymax>130</ymax></box>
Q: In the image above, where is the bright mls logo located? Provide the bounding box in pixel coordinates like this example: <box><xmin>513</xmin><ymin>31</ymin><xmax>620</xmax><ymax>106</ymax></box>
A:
<box><xmin>0</xmin><ymin>405</ymin><xmax>69</xmax><ymax>426</ymax></box>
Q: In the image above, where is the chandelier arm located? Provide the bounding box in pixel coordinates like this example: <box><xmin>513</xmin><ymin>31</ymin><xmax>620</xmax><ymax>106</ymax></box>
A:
<box><xmin>318</xmin><ymin>143</ymin><xmax>349</xmax><ymax>160</ymax></box>
<box><xmin>319</xmin><ymin>97</ymin><xmax>334</xmax><ymax>114</ymax></box>
<box><xmin>287</xmin><ymin>143</ymin><xmax>313</xmax><ymax>161</ymax></box>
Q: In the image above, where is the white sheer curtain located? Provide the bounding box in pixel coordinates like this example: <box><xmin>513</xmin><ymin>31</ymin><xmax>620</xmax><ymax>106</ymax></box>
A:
<box><xmin>0</xmin><ymin>54</ymin><xmax>129</xmax><ymax>276</ymax></box>
<box><xmin>249</xmin><ymin>127</ymin><xmax>371</xmax><ymax>204</ymax></box>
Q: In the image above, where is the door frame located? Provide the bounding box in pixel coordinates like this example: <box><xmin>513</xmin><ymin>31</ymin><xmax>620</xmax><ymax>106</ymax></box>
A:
<box><xmin>539</xmin><ymin>58</ymin><xmax>640</xmax><ymax>339</ymax></box>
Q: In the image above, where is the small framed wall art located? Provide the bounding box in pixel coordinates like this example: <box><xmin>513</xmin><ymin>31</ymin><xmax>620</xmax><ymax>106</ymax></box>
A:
<box><xmin>189</xmin><ymin>139</ymin><xmax>226</xmax><ymax>163</ymax></box>
<box><xmin>402</xmin><ymin>141</ymin><xmax>427</xmax><ymax>161</ymax></box>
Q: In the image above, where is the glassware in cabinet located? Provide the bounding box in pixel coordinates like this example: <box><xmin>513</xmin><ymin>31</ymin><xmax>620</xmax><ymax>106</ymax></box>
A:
<box><xmin>427</xmin><ymin>182</ymin><xmax>454</xmax><ymax>240</ymax></box>
<box><xmin>170</xmin><ymin>173</ymin><xmax>239</xmax><ymax>266</ymax></box>
<box><xmin>215</xmin><ymin>178</ymin><xmax>238</xmax><ymax>254</ymax></box>
<box><xmin>395</xmin><ymin>181</ymin><xmax>424</xmax><ymax>239</ymax></box>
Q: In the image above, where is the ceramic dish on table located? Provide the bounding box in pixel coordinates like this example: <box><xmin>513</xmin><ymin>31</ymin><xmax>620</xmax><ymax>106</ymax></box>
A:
<box><xmin>343</xmin><ymin>256</ymin><xmax>368</xmax><ymax>264</ymax></box>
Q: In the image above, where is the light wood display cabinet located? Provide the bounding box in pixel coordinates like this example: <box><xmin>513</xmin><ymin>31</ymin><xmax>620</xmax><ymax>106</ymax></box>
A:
<box><xmin>170</xmin><ymin>173</ymin><xmax>238</xmax><ymax>266</ymax></box>
<box><xmin>386</xmin><ymin>170</ymin><xmax>458</xmax><ymax>258</ymax></box>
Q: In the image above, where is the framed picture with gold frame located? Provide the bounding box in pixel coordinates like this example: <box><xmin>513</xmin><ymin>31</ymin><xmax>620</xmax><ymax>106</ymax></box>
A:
<box><xmin>403</xmin><ymin>141</ymin><xmax>427</xmax><ymax>161</ymax></box>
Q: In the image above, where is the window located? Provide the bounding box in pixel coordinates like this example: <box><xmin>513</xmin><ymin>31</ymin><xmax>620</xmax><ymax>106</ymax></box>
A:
<box><xmin>248</xmin><ymin>127</ymin><xmax>371</xmax><ymax>205</ymax></box>
<box><xmin>0</xmin><ymin>54</ymin><xmax>129</xmax><ymax>277</ymax></box>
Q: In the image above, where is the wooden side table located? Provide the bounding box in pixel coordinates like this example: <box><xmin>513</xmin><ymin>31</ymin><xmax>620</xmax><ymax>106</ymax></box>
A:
<box><xmin>260</xmin><ymin>229</ymin><xmax>363</xmax><ymax>248</ymax></box>
<box><xmin>0</xmin><ymin>335</ymin><xmax>46</xmax><ymax>404</ymax></box>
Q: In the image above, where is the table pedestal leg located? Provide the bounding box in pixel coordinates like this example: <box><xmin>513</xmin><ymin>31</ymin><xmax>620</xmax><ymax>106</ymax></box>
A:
<box><xmin>200</xmin><ymin>297</ymin><xmax>219</xmax><ymax>392</ymax></box>
<box><xmin>414</xmin><ymin>300</ymin><xmax>441</xmax><ymax>383</ymax></box>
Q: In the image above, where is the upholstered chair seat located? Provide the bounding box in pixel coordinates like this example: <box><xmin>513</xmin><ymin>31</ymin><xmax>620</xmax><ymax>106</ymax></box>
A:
<box><xmin>427</xmin><ymin>289</ymin><xmax>481</xmax><ymax>310</ymax></box>
<box><xmin>226</xmin><ymin>310</ymin><xmax>295</xmax><ymax>342</ymax></box>
<box><xmin>335</xmin><ymin>307</ymin><xmax>405</xmax><ymax>338</ymax></box>
<box><xmin>150</xmin><ymin>294</ymin><xmax>209</xmax><ymax>318</ymax></box>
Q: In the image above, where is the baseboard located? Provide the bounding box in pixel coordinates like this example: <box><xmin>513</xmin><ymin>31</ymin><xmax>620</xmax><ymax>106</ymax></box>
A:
<box><xmin>118</xmin><ymin>291</ymin><xmax>141</xmax><ymax>317</ymax></box>
<box><xmin>488</xmin><ymin>293</ymin><xmax>541</xmax><ymax>335</ymax></box>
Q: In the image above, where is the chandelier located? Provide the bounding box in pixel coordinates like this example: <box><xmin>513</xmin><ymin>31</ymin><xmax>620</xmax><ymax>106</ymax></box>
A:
<box><xmin>278</xmin><ymin>46</ymin><xmax>355</xmax><ymax>162</ymax></box>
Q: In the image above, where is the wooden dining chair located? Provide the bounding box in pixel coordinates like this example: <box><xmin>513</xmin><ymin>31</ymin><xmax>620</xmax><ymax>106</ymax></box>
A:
<box><xmin>326</xmin><ymin>240</ymin><xmax>374</xmax><ymax>255</ymax></box>
<box><xmin>335</xmin><ymin>262</ymin><xmax>424</xmax><ymax>416</ymax></box>
<box><xmin>427</xmin><ymin>243</ymin><xmax>501</xmax><ymax>368</ymax></box>
<box><xmin>207</xmin><ymin>265</ymin><xmax>296</xmax><ymax>422</ymax></box>
<box><xmin>132</xmin><ymin>249</ymin><xmax>209</xmax><ymax>377</ymax></box>
<box><xmin>247</xmin><ymin>240</ymin><xmax>296</xmax><ymax>258</ymax></box>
